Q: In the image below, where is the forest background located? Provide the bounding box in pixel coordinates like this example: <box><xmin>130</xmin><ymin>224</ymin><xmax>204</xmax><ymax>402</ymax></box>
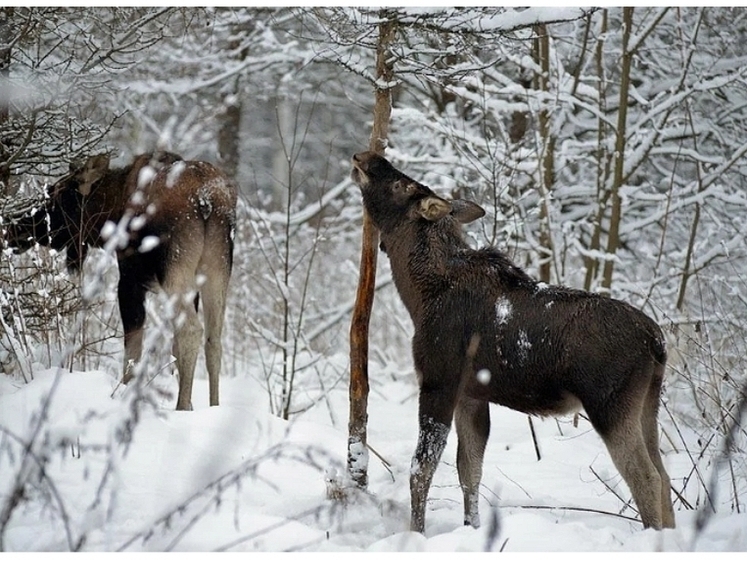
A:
<box><xmin>1</xmin><ymin>6</ymin><xmax>746</xmax><ymax>551</ymax></box>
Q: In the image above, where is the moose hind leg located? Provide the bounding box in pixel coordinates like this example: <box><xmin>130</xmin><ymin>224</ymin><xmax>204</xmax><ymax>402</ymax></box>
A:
<box><xmin>118</xmin><ymin>275</ymin><xmax>147</xmax><ymax>385</ymax></box>
<box><xmin>163</xmin><ymin>236</ymin><xmax>205</xmax><ymax>411</ymax></box>
<box><xmin>601</xmin><ymin>416</ymin><xmax>664</xmax><ymax>529</ymax></box>
<box><xmin>642</xmin><ymin>363</ymin><xmax>675</xmax><ymax>528</ymax></box>
<box><xmin>198</xmin><ymin>259</ymin><xmax>230</xmax><ymax>407</ymax></box>
<box><xmin>172</xmin><ymin>300</ymin><xmax>203</xmax><ymax>411</ymax></box>
<box><xmin>202</xmin><ymin>286</ymin><xmax>226</xmax><ymax>407</ymax></box>
<box><xmin>455</xmin><ymin>396</ymin><xmax>490</xmax><ymax>528</ymax></box>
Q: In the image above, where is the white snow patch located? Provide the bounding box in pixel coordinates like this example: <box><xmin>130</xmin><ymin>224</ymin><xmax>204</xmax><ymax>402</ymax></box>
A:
<box><xmin>166</xmin><ymin>160</ymin><xmax>186</xmax><ymax>189</ymax></box>
<box><xmin>130</xmin><ymin>191</ymin><xmax>145</xmax><ymax>206</ymax></box>
<box><xmin>100</xmin><ymin>220</ymin><xmax>116</xmax><ymax>240</ymax></box>
<box><xmin>476</xmin><ymin>369</ymin><xmax>491</xmax><ymax>385</ymax></box>
<box><xmin>348</xmin><ymin>438</ymin><xmax>369</xmax><ymax>472</ymax></box>
<box><xmin>138</xmin><ymin>236</ymin><xmax>160</xmax><ymax>253</ymax></box>
<box><xmin>129</xmin><ymin>215</ymin><xmax>147</xmax><ymax>231</ymax></box>
<box><xmin>518</xmin><ymin>329</ymin><xmax>532</xmax><ymax>363</ymax></box>
<box><xmin>495</xmin><ymin>296</ymin><xmax>512</xmax><ymax>325</ymax></box>
<box><xmin>137</xmin><ymin>166</ymin><xmax>157</xmax><ymax>189</ymax></box>
<box><xmin>197</xmin><ymin>187</ymin><xmax>214</xmax><ymax>220</ymax></box>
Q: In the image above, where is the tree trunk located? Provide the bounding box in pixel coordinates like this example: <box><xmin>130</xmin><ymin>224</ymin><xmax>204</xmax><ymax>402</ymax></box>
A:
<box><xmin>347</xmin><ymin>12</ymin><xmax>395</xmax><ymax>490</ymax></box>
<box><xmin>601</xmin><ymin>7</ymin><xmax>633</xmax><ymax>290</ymax></box>
<box><xmin>583</xmin><ymin>9</ymin><xmax>611</xmax><ymax>292</ymax></box>
<box><xmin>217</xmin><ymin>83</ymin><xmax>242</xmax><ymax>183</ymax></box>
<box><xmin>217</xmin><ymin>12</ymin><xmax>255</xmax><ymax>187</ymax></box>
<box><xmin>534</xmin><ymin>24</ymin><xmax>555</xmax><ymax>284</ymax></box>
<box><xmin>272</xmin><ymin>97</ymin><xmax>293</xmax><ymax>209</ymax></box>
<box><xmin>0</xmin><ymin>8</ymin><xmax>13</xmax><ymax>196</ymax></box>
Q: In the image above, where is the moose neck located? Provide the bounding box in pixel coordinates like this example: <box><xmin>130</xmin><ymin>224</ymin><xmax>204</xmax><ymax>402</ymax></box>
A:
<box><xmin>87</xmin><ymin>166</ymin><xmax>133</xmax><ymax>227</ymax></box>
<box><xmin>381</xmin><ymin>217</ymin><xmax>469</xmax><ymax>324</ymax></box>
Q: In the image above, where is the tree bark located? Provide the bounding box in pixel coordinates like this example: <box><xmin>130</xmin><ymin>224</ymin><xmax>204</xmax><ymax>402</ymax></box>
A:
<box><xmin>601</xmin><ymin>7</ymin><xmax>633</xmax><ymax>290</ymax></box>
<box><xmin>583</xmin><ymin>9</ymin><xmax>610</xmax><ymax>292</ymax></box>
<box><xmin>347</xmin><ymin>12</ymin><xmax>395</xmax><ymax>490</ymax></box>
<box><xmin>0</xmin><ymin>8</ymin><xmax>13</xmax><ymax>196</ymax></box>
<box><xmin>534</xmin><ymin>24</ymin><xmax>555</xmax><ymax>284</ymax></box>
<box><xmin>217</xmin><ymin>85</ymin><xmax>241</xmax><ymax>182</ymax></box>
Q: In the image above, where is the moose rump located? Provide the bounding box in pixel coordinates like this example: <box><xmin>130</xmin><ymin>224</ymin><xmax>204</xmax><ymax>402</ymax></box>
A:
<box><xmin>116</xmin><ymin>156</ymin><xmax>238</xmax><ymax>410</ymax></box>
<box><xmin>350</xmin><ymin>150</ymin><xmax>675</xmax><ymax>534</ymax></box>
<box><xmin>3</xmin><ymin>152</ymin><xmax>238</xmax><ymax>410</ymax></box>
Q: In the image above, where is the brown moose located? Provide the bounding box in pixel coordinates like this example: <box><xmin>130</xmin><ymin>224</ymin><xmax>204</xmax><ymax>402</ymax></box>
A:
<box><xmin>3</xmin><ymin>151</ymin><xmax>238</xmax><ymax>410</ymax></box>
<box><xmin>350</xmin><ymin>150</ymin><xmax>675</xmax><ymax>533</ymax></box>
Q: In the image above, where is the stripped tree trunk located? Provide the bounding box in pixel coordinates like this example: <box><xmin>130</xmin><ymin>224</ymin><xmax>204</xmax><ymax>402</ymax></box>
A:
<box><xmin>347</xmin><ymin>12</ymin><xmax>395</xmax><ymax>490</ymax></box>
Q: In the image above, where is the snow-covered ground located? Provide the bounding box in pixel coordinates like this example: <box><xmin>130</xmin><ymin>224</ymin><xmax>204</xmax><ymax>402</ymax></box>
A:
<box><xmin>1</xmin><ymin>363</ymin><xmax>745</xmax><ymax>552</ymax></box>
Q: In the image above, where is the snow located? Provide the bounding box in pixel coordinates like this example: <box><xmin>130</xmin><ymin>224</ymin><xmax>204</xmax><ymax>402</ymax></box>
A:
<box><xmin>517</xmin><ymin>330</ymin><xmax>532</xmax><ymax>364</ymax></box>
<box><xmin>495</xmin><ymin>296</ymin><xmax>512</xmax><ymax>326</ymax></box>
<box><xmin>1</xmin><ymin>365</ymin><xmax>745</xmax><ymax>552</ymax></box>
<box><xmin>137</xmin><ymin>166</ymin><xmax>157</xmax><ymax>190</ymax></box>
<box><xmin>165</xmin><ymin>160</ymin><xmax>186</xmax><ymax>189</ymax></box>
<box><xmin>138</xmin><ymin>236</ymin><xmax>159</xmax><ymax>253</ymax></box>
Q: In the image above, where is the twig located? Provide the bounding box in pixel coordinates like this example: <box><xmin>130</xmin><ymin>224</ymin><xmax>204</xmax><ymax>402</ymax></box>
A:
<box><xmin>589</xmin><ymin>465</ymin><xmax>637</xmax><ymax>517</ymax></box>
<box><xmin>527</xmin><ymin>416</ymin><xmax>541</xmax><ymax>461</ymax></box>
<box><xmin>367</xmin><ymin>442</ymin><xmax>394</xmax><ymax>482</ymax></box>
<box><xmin>662</xmin><ymin>400</ymin><xmax>715</xmax><ymax>511</ymax></box>
<box><xmin>215</xmin><ymin>505</ymin><xmax>328</xmax><ymax>552</ymax></box>
<box><xmin>691</xmin><ymin>380</ymin><xmax>747</xmax><ymax>548</ymax></box>
<box><xmin>512</xmin><ymin>503</ymin><xmax>640</xmax><ymax>524</ymax></box>
<box><xmin>0</xmin><ymin>423</ymin><xmax>82</xmax><ymax>551</ymax></box>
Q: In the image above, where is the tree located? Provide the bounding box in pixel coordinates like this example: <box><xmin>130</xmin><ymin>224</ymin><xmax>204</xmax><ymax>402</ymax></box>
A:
<box><xmin>346</xmin><ymin>9</ymin><xmax>396</xmax><ymax>491</ymax></box>
<box><xmin>0</xmin><ymin>8</ymin><xmax>179</xmax><ymax>193</ymax></box>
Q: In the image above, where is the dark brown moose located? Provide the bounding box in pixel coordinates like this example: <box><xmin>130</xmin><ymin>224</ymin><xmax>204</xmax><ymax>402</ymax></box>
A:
<box><xmin>3</xmin><ymin>152</ymin><xmax>238</xmax><ymax>411</ymax></box>
<box><xmin>350</xmin><ymin>151</ymin><xmax>675</xmax><ymax>533</ymax></box>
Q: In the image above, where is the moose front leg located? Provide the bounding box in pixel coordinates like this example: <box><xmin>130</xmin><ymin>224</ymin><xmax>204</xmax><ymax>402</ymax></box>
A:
<box><xmin>409</xmin><ymin>332</ymin><xmax>463</xmax><ymax>533</ymax></box>
<box><xmin>410</xmin><ymin>415</ymin><xmax>451</xmax><ymax>533</ymax></box>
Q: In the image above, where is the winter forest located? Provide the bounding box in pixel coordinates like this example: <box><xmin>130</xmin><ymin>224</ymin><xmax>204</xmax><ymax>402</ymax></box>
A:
<box><xmin>1</xmin><ymin>6</ymin><xmax>747</xmax><ymax>552</ymax></box>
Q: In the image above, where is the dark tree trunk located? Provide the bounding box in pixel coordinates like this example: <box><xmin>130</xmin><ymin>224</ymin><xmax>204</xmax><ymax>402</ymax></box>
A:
<box><xmin>0</xmin><ymin>8</ymin><xmax>13</xmax><ymax>196</ymax></box>
<box><xmin>217</xmin><ymin>85</ymin><xmax>241</xmax><ymax>182</ymax></box>
<box><xmin>534</xmin><ymin>24</ymin><xmax>555</xmax><ymax>284</ymax></box>
<box><xmin>602</xmin><ymin>7</ymin><xmax>634</xmax><ymax>290</ymax></box>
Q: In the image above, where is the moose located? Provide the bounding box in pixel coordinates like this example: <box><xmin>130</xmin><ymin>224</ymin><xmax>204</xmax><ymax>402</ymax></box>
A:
<box><xmin>2</xmin><ymin>151</ymin><xmax>238</xmax><ymax>411</ymax></box>
<box><xmin>350</xmin><ymin>151</ymin><xmax>675</xmax><ymax>533</ymax></box>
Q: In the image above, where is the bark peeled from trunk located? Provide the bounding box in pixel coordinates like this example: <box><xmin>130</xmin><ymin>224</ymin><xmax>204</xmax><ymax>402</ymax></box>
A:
<box><xmin>347</xmin><ymin>14</ymin><xmax>395</xmax><ymax>490</ymax></box>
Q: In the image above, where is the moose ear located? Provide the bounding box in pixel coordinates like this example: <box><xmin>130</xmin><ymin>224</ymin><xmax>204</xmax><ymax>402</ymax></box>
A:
<box><xmin>451</xmin><ymin>200</ymin><xmax>485</xmax><ymax>224</ymax></box>
<box><xmin>76</xmin><ymin>153</ymin><xmax>110</xmax><ymax>196</ymax></box>
<box><xmin>416</xmin><ymin>195</ymin><xmax>452</xmax><ymax>221</ymax></box>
